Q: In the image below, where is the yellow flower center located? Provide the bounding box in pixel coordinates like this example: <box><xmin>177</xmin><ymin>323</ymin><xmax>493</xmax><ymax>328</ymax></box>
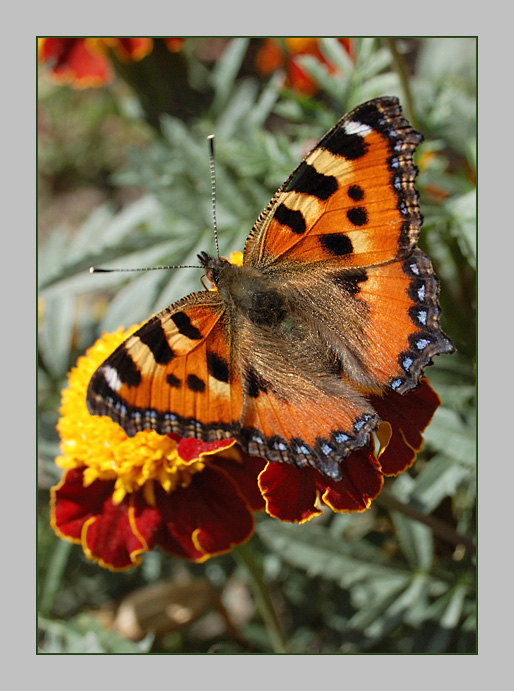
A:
<box><xmin>56</xmin><ymin>326</ymin><xmax>206</xmax><ymax>505</ymax></box>
<box><xmin>60</xmin><ymin>428</ymin><xmax>205</xmax><ymax>505</ymax></box>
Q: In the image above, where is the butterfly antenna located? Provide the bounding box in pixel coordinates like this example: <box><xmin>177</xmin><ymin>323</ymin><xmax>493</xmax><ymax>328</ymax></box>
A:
<box><xmin>89</xmin><ymin>264</ymin><xmax>202</xmax><ymax>274</ymax></box>
<box><xmin>90</xmin><ymin>138</ymin><xmax>221</xmax><ymax>274</ymax></box>
<box><xmin>208</xmin><ymin>134</ymin><xmax>220</xmax><ymax>259</ymax></box>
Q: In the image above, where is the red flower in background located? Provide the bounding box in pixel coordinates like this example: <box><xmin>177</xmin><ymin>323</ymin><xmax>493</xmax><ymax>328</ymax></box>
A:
<box><xmin>256</xmin><ymin>37</ymin><xmax>354</xmax><ymax>95</ymax></box>
<box><xmin>38</xmin><ymin>37</ymin><xmax>184</xmax><ymax>88</ymax></box>
<box><xmin>163</xmin><ymin>38</ymin><xmax>185</xmax><ymax>52</ymax></box>
<box><xmin>51</xmin><ymin>323</ymin><xmax>441</xmax><ymax>571</ymax></box>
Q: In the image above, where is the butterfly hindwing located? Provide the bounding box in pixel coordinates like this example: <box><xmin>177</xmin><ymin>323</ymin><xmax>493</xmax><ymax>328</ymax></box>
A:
<box><xmin>229</xmin><ymin>312</ymin><xmax>379</xmax><ymax>479</ymax></box>
<box><xmin>352</xmin><ymin>248</ymin><xmax>455</xmax><ymax>393</ymax></box>
<box><xmin>269</xmin><ymin>247</ymin><xmax>454</xmax><ymax>396</ymax></box>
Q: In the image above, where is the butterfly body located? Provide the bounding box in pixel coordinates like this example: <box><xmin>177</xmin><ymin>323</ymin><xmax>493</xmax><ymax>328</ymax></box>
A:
<box><xmin>200</xmin><ymin>252</ymin><xmax>289</xmax><ymax>328</ymax></box>
<box><xmin>87</xmin><ymin>97</ymin><xmax>454</xmax><ymax>480</ymax></box>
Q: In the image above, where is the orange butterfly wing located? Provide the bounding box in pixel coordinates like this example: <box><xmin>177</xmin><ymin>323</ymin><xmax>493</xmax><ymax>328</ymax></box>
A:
<box><xmin>244</xmin><ymin>97</ymin><xmax>421</xmax><ymax>268</ymax></box>
<box><xmin>87</xmin><ymin>292</ymin><xmax>242</xmax><ymax>442</ymax></box>
<box><xmin>243</xmin><ymin>96</ymin><xmax>453</xmax><ymax>394</ymax></box>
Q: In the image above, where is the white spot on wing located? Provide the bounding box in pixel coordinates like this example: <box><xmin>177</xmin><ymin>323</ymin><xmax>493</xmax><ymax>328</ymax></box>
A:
<box><xmin>344</xmin><ymin>120</ymin><xmax>372</xmax><ymax>137</ymax></box>
<box><xmin>208</xmin><ymin>376</ymin><xmax>230</xmax><ymax>395</ymax></box>
<box><xmin>102</xmin><ymin>365</ymin><xmax>122</xmax><ymax>392</ymax></box>
<box><xmin>334</xmin><ymin>433</ymin><xmax>349</xmax><ymax>443</ymax></box>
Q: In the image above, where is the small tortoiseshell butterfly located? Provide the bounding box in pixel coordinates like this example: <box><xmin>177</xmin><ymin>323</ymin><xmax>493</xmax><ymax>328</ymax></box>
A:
<box><xmin>87</xmin><ymin>96</ymin><xmax>454</xmax><ymax>480</ymax></box>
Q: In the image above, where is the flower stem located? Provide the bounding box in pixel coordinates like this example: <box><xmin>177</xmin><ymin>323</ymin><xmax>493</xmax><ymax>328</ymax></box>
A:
<box><xmin>384</xmin><ymin>38</ymin><xmax>419</xmax><ymax>132</ymax></box>
<box><xmin>234</xmin><ymin>540</ymin><xmax>288</xmax><ymax>653</ymax></box>
<box><xmin>376</xmin><ymin>488</ymin><xmax>475</xmax><ymax>553</ymax></box>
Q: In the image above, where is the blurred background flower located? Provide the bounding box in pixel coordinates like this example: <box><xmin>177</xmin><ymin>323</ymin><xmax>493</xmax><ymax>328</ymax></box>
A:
<box><xmin>255</xmin><ymin>37</ymin><xmax>354</xmax><ymax>95</ymax></box>
<box><xmin>38</xmin><ymin>38</ymin><xmax>185</xmax><ymax>88</ymax></box>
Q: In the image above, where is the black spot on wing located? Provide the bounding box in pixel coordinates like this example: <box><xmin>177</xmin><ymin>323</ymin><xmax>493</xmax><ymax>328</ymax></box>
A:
<box><xmin>346</xmin><ymin>207</ymin><xmax>368</xmax><ymax>227</ymax></box>
<box><xmin>187</xmin><ymin>374</ymin><xmax>205</xmax><ymax>392</ymax></box>
<box><xmin>274</xmin><ymin>203</ymin><xmax>306</xmax><ymax>235</ymax></box>
<box><xmin>166</xmin><ymin>373</ymin><xmax>181</xmax><ymax>388</ymax></box>
<box><xmin>347</xmin><ymin>184</ymin><xmax>364</xmax><ymax>201</ymax></box>
<box><xmin>171</xmin><ymin>311</ymin><xmax>203</xmax><ymax>340</ymax></box>
<box><xmin>285</xmin><ymin>163</ymin><xmax>338</xmax><ymax>201</ymax></box>
<box><xmin>245</xmin><ymin>368</ymin><xmax>269</xmax><ymax>399</ymax></box>
<box><xmin>108</xmin><ymin>347</ymin><xmax>141</xmax><ymax>387</ymax></box>
<box><xmin>332</xmin><ymin>269</ymin><xmax>368</xmax><ymax>296</ymax></box>
<box><xmin>319</xmin><ymin>233</ymin><xmax>353</xmax><ymax>256</ymax></box>
<box><xmin>138</xmin><ymin>322</ymin><xmax>175</xmax><ymax>365</ymax></box>
<box><xmin>207</xmin><ymin>351</ymin><xmax>229</xmax><ymax>383</ymax></box>
<box><xmin>322</xmin><ymin>130</ymin><xmax>369</xmax><ymax>160</ymax></box>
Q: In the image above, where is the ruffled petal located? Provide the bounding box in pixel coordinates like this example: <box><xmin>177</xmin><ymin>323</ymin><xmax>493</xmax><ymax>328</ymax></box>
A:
<box><xmin>39</xmin><ymin>38</ymin><xmax>111</xmax><ymax>87</ymax></box>
<box><xmin>209</xmin><ymin>448</ymin><xmax>267</xmax><ymax>511</ymax></box>
<box><xmin>134</xmin><ymin>466</ymin><xmax>257</xmax><ymax>562</ymax></box>
<box><xmin>51</xmin><ymin>468</ymin><xmax>146</xmax><ymax>570</ymax></box>
<box><xmin>319</xmin><ymin>442</ymin><xmax>383</xmax><ymax>513</ymax></box>
<box><xmin>259</xmin><ymin>463</ymin><xmax>323</xmax><ymax>523</ymax></box>
<box><xmin>260</xmin><ymin>439</ymin><xmax>383</xmax><ymax>522</ymax></box>
<box><xmin>51</xmin><ymin>467</ymin><xmax>112</xmax><ymax>541</ymax></box>
<box><xmin>371</xmin><ymin>378</ymin><xmax>441</xmax><ymax>476</ymax></box>
<box><xmin>175</xmin><ymin>436</ymin><xmax>236</xmax><ymax>463</ymax></box>
<box><xmin>112</xmin><ymin>38</ymin><xmax>153</xmax><ymax>61</ymax></box>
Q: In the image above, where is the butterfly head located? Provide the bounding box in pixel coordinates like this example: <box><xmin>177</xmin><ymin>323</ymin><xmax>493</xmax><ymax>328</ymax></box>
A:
<box><xmin>197</xmin><ymin>251</ymin><xmax>232</xmax><ymax>289</ymax></box>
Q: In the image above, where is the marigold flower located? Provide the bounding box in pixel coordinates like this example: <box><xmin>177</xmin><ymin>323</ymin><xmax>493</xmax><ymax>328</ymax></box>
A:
<box><xmin>51</xmin><ymin>321</ymin><xmax>441</xmax><ymax>570</ymax></box>
<box><xmin>255</xmin><ymin>37</ymin><xmax>354</xmax><ymax>95</ymax></box>
<box><xmin>38</xmin><ymin>37</ymin><xmax>154</xmax><ymax>88</ymax></box>
<box><xmin>51</xmin><ymin>326</ymin><xmax>266</xmax><ymax>570</ymax></box>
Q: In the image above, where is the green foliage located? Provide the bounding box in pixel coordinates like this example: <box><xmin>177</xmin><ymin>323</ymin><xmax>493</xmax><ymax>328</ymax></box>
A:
<box><xmin>38</xmin><ymin>37</ymin><xmax>476</xmax><ymax>654</ymax></box>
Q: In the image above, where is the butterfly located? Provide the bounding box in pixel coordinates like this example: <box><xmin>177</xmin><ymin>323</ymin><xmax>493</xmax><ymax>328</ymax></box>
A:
<box><xmin>86</xmin><ymin>96</ymin><xmax>454</xmax><ymax>481</ymax></box>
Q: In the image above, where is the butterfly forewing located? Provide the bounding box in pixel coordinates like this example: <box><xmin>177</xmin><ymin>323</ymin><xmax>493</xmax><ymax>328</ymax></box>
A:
<box><xmin>87</xmin><ymin>292</ymin><xmax>242</xmax><ymax>441</ymax></box>
<box><xmin>244</xmin><ymin>97</ymin><xmax>422</xmax><ymax>268</ymax></box>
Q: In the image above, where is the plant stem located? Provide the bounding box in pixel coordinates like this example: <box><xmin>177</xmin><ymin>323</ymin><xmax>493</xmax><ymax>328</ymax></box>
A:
<box><xmin>234</xmin><ymin>540</ymin><xmax>288</xmax><ymax>654</ymax></box>
<box><xmin>376</xmin><ymin>488</ymin><xmax>475</xmax><ymax>553</ymax></box>
<box><xmin>384</xmin><ymin>38</ymin><xmax>419</xmax><ymax>132</ymax></box>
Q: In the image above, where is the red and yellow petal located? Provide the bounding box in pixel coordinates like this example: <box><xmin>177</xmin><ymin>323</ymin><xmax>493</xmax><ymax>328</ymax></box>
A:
<box><xmin>39</xmin><ymin>38</ymin><xmax>111</xmax><ymax>88</ymax></box>
<box><xmin>175</xmin><ymin>436</ymin><xmax>236</xmax><ymax>464</ymax></box>
<box><xmin>109</xmin><ymin>37</ymin><xmax>153</xmax><ymax>62</ymax></box>
<box><xmin>371</xmin><ymin>378</ymin><xmax>441</xmax><ymax>476</ymax></box>
<box><xmin>259</xmin><ymin>462</ymin><xmax>322</xmax><ymax>523</ymax></box>
<box><xmin>39</xmin><ymin>37</ymin><xmax>154</xmax><ymax>88</ymax></box>
<box><xmin>208</xmin><ymin>447</ymin><xmax>267</xmax><ymax>512</ymax></box>
<box><xmin>51</xmin><ymin>468</ymin><xmax>146</xmax><ymax>570</ymax></box>
<box><xmin>319</xmin><ymin>442</ymin><xmax>384</xmax><ymax>513</ymax></box>
<box><xmin>163</xmin><ymin>38</ymin><xmax>185</xmax><ymax>52</ymax></box>
<box><xmin>259</xmin><ymin>439</ymin><xmax>383</xmax><ymax>523</ymax></box>
<box><xmin>137</xmin><ymin>466</ymin><xmax>258</xmax><ymax>562</ymax></box>
<box><xmin>81</xmin><ymin>495</ymin><xmax>147</xmax><ymax>571</ymax></box>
